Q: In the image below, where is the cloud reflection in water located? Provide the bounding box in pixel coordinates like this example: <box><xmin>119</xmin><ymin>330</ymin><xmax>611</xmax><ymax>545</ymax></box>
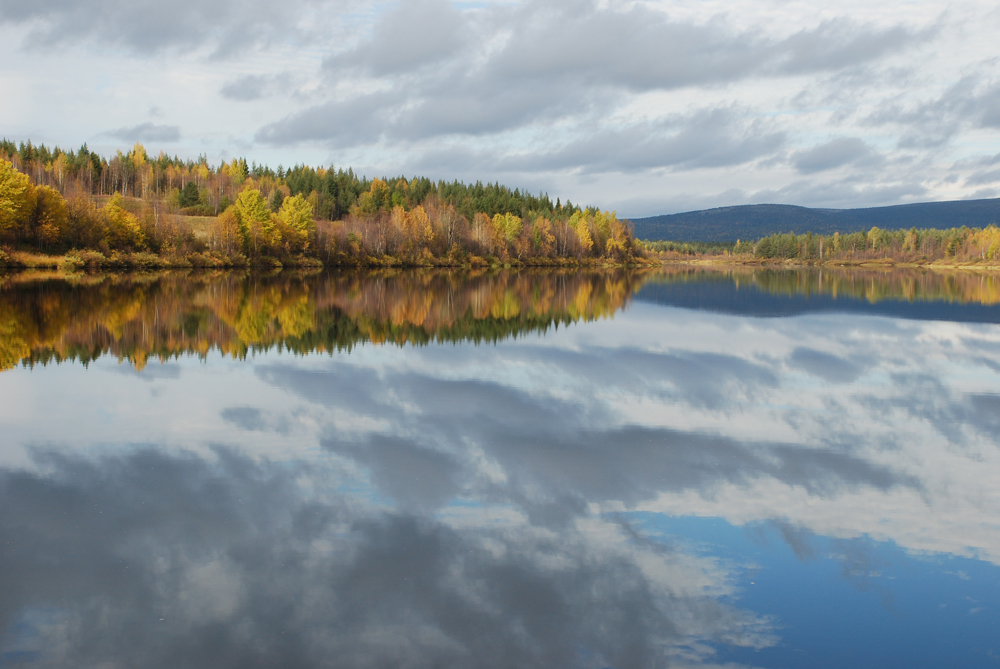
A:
<box><xmin>0</xmin><ymin>447</ymin><xmax>772</xmax><ymax>668</ymax></box>
<box><xmin>2</xmin><ymin>270</ymin><xmax>1000</xmax><ymax>666</ymax></box>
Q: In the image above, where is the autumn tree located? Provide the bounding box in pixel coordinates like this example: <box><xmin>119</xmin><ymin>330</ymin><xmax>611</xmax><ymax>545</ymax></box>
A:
<box><xmin>103</xmin><ymin>193</ymin><xmax>145</xmax><ymax>250</ymax></box>
<box><xmin>32</xmin><ymin>185</ymin><xmax>69</xmax><ymax>250</ymax></box>
<box><xmin>569</xmin><ymin>211</ymin><xmax>593</xmax><ymax>256</ymax></box>
<box><xmin>276</xmin><ymin>194</ymin><xmax>314</xmax><ymax>252</ymax></box>
<box><xmin>211</xmin><ymin>207</ymin><xmax>242</xmax><ymax>256</ymax></box>
<box><xmin>531</xmin><ymin>216</ymin><xmax>555</xmax><ymax>256</ymax></box>
<box><xmin>234</xmin><ymin>188</ymin><xmax>278</xmax><ymax>255</ymax></box>
<box><xmin>0</xmin><ymin>158</ymin><xmax>34</xmax><ymax>235</ymax></box>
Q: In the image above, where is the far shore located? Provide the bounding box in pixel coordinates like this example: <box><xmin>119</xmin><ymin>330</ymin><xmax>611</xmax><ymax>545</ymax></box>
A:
<box><xmin>654</xmin><ymin>256</ymin><xmax>1000</xmax><ymax>272</ymax></box>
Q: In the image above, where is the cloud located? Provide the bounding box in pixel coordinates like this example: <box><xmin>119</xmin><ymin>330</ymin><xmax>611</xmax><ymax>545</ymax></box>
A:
<box><xmin>2</xmin><ymin>0</ymin><xmax>993</xmax><ymax>214</ymax></box>
<box><xmin>514</xmin><ymin>109</ymin><xmax>787</xmax><ymax>173</ymax></box>
<box><xmin>0</xmin><ymin>0</ymin><xmax>362</xmax><ymax>56</ymax></box>
<box><xmin>254</xmin><ymin>91</ymin><xmax>399</xmax><ymax>146</ymax></box>
<box><xmin>257</xmin><ymin>0</ymin><xmax>926</xmax><ymax>155</ymax></box>
<box><xmin>326</xmin><ymin>433</ymin><xmax>464</xmax><ymax>510</ymax></box>
<box><xmin>265</xmin><ymin>356</ymin><xmax>912</xmax><ymax>511</ymax></box>
<box><xmin>220</xmin><ymin>406</ymin><xmax>291</xmax><ymax>433</ymax></box>
<box><xmin>752</xmin><ymin>177</ymin><xmax>927</xmax><ymax>209</ymax></box>
<box><xmin>774</xmin><ymin>19</ymin><xmax>924</xmax><ymax>75</ymax></box>
<box><xmin>793</xmin><ymin>137</ymin><xmax>879</xmax><ymax>174</ymax></box>
<box><xmin>100</xmin><ymin>122</ymin><xmax>181</xmax><ymax>143</ymax></box>
<box><xmin>965</xmin><ymin>167</ymin><xmax>1000</xmax><ymax>187</ymax></box>
<box><xmin>867</xmin><ymin>75</ymin><xmax>1000</xmax><ymax>149</ymax></box>
<box><xmin>220</xmin><ymin>74</ymin><xmax>286</xmax><ymax>101</ymax></box>
<box><xmin>325</xmin><ymin>0</ymin><xmax>466</xmax><ymax>76</ymax></box>
<box><xmin>0</xmin><ymin>446</ymin><xmax>773</xmax><ymax>667</ymax></box>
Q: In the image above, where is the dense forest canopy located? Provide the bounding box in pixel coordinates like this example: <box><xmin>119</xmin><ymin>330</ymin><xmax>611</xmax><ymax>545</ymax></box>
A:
<box><xmin>0</xmin><ymin>138</ymin><xmax>574</xmax><ymax>220</ymax></box>
<box><xmin>0</xmin><ymin>139</ymin><xmax>645</xmax><ymax>268</ymax></box>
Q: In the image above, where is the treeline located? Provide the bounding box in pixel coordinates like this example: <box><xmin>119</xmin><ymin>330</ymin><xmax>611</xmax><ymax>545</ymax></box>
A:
<box><xmin>641</xmin><ymin>240</ymin><xmax>735</xmax><ymax>256</ymax></box>
<box><xmin>1</xmin><ymin>139</ymin><xmax>646</xmax><ymax>267</ymax></box>
<box><xmin>0</xmin><ymin>268</ymin><xmax>644</xmax><ymax>371</ymax></box>
<box><xmin>644</xmin><ymin>226</ymin><xmax>1000</xmax><ymax>265</ymax></box>
<box><xmin>742</xmin><ymin>227</ymin><xmax>1000</xmax><ymax>263</ymax></box>
<box><xmin>1</xmin><ymin>139</ymin><xmax>576</xmax><ymax>221</ymax></box>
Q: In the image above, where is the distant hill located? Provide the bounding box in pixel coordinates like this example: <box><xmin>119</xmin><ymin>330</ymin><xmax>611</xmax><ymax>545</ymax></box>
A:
<box><xmin>630</xmin><ymin>198</ymin><xmax>1000</xmax><ymax>242</ymax></box>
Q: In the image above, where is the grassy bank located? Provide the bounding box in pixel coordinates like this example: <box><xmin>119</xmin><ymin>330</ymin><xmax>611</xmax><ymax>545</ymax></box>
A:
<box><xmin>0</xmin><ymin>247</ymin><xmax>659</xmax><ymax>272</ymax></box>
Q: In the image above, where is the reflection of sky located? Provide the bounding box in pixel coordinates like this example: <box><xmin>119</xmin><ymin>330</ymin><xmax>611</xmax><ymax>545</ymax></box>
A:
<box><xmin>2</xmin><ymin>301</ymin><xmax>1000</xmax><ymax>666</ymax></box>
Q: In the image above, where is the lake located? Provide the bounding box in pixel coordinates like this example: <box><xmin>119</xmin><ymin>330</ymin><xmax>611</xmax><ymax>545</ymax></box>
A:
<box><xmin>1</xmin><ymin>266</ymin><xmax>999</xmax><ymax>668</ymax></box>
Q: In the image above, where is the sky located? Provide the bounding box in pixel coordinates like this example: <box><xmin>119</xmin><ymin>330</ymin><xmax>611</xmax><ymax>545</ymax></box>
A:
<box><xmin>1</xmin><ymin>0</ymin><xmax>1000</xmax><ymax>217</ymax></box>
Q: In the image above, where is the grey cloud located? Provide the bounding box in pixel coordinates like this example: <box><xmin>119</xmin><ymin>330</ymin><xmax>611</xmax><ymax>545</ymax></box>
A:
<box><xmin>326</xmin><ymin>433</ymin><xmax>463</xmax><ymax>510</ymax></box>
<box><xmin>403</xmin><ymin>108</ymin><xmax>786</xmax><ymax>175</ymax></box>
<box><xmin>965</xmin><ymin>167</ymin><xmax>1000</xmax><ymax>187</ymax></box>
<box><xmin>101</xmin><ymin>122</ymin><xmax>181</xmax><ymax>143</ymax></box>
<box><xmin>753</xmin><ymin>178</ymin><xmax>927</xmax><ymax>210</ymax></box>
<box><xmin>220</xmin><ymin>406</ymin><xmax>291</xmax><ymax>434</ymax></box>
<box><xmin>255</xmin><ymin>77</ymin><xmax>584</xmax><ymax>146</ymax></box>
<box><xmin>864</xmin><ymin>373</ymin><xmax>994</xmax><ymax>446</ymax></box>
<box><xmin>264</xmin><ymin>354</ymin><xmax>910</xmax><ymax>512</ymax></box>
<box><xmin>255</xmin><ymin>91</ymin><xmax>398</xmax><ymax>146</ymax></box>
<box><xmin>952</xmin><ymin>151</ymin><xmax>1000</xmax><ymax>171</ymax></box>
<box><xmin>520</xmin><ymin>110</ymin><xmax>786</xmax><ymax>173</ymax></box>
<box><xmin>615</xmin><ymin>174</ymin><xmax>931</xmax><ymax>216</ymax></box>
<box><xmin>0</xmin><ymin>0</ymin><xmax>356</xmax><ymax>55</ymax></box>
<box><xmin>793</xmin><ymin>137</ymin><xmax>879</xmax><ymax>174</ymax></box>
<box><xmin>221</xmin><ymin>406</ymin><xmax>268</xmax><ymax>430</ymax></box>
<box><xmin>396</xmin><ymin>81</ymin><xmax>586</xmax><ymax>140</ymax></box>
<box><xmin>776</xmin><ymin>19</ymin><xmax>922</xmax><ymax>75</ymax></box>
<box><xmin>0</xmin><ymin>447</ymin><xmax>766</xmax><ymax>667</ymax></box>
<box><xmin>868</xmin><ymin>76</ymin><xmax>1000</xmax><ymax>149</ymax></box>
<box><xmin>789</xmin><ymin>347</ymin><xmax>863</xmax><ymax>383</ymax></box>
<box><xmin>976</xmin><ymin>84</ymin><xmax>1000</xmax><ymax>128</ymax></box>
<box><xmin>482</xmin><ymin>3</ymin><xmax>768</xmax><ymax>91</ymax></box>
<box><xmin>258</xmin><ymin>1</ymin><xmax>924</xmax><ymax>151</ymax></box>
<box><xmin>968</xmin><ymin>393</ymin><xmax>1000</xmax><ymax>434</ymax></box>
<box><xmin>772</xmin><ymin>520</ymin><xmax>818</xmax><ymax>561</ymax></box>
<box><xmin>220</xmin><ymin>74</ymin><xmax>286</xmax><ymax>101</ymax></box>
<box><xmin>325</xmin><ymin>0</ymin><xmax>466</xmax><ymax>76</ymax></box>
<box><xmin>255</xmin><ymin>362</ymin><xmax>394</xmax><ymax>416</ymax></box>
<box><xmin>481</xmin><ymin>5</ymin><xmax>922</xmax><ymax>93</ymax></box>
<box><xmin>968</xmin><ymin>187</ymin><xmax>1000</xmax><ymax>199</ymax></box>
<box><xmin>469</xmin><ymin>423</ymin><xmax>910</xmax><ymax>507</ymax></box>
<box><xmin>524</xmin><ymin>346</ymin><xmax>780</xmax><ymax>410</ymax></box>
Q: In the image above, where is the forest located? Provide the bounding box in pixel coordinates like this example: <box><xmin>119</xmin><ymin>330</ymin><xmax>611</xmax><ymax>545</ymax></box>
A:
<box><xmin>0</xmin><ymin>140</ymin><xmax>645</xmax><ymax>269</ymax></box>
<box><xmin>645</xmin><ymin>226</ymin><xmax>1000</xmax><ymax>266</ymax></box>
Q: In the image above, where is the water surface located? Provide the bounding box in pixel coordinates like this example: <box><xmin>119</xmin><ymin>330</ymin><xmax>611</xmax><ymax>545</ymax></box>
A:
<box><xmin>1</xmin><ymin>267</ymin><xmax>999</xmax><ymax>668</ymax></box>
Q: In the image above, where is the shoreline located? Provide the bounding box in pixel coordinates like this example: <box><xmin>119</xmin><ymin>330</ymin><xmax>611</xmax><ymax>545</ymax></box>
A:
<box><xmin>5</xmin><ymin>249</ymin><xmax>1000</xmax><ymax>275</ymax></box>
<box><xmin>654</xmin><ymin>256</ymin><xmax>1000</xmax><ymax>272</ymax></box>
<box><xmin>0</xmin><ymin>249</ymin><xmax>660</xmax><ymax>273</ymax></box>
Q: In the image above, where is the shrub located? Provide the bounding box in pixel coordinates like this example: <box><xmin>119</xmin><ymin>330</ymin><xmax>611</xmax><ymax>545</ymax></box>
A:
<box><xmin>62</xmin><ymin>249</ymin><xmax>106</xmax><ymax>271</ymax></box>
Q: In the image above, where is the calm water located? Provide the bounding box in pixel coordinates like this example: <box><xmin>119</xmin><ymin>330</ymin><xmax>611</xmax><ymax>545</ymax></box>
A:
<box><xmin>1</xmin><ymin>267</ymin><xmax>999</xmax><ymax>668</ymax></box>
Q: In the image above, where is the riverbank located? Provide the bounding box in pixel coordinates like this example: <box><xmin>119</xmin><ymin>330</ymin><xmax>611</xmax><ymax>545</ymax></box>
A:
<box><xmin>0</xmin><ymin>247</ymin><xmax>661</xmax><ymax>272</ymax></box>
<box><xmin>657</xmin><ymin>255</ymin><xmax>1000</xmax><ymax>271</ymax></box>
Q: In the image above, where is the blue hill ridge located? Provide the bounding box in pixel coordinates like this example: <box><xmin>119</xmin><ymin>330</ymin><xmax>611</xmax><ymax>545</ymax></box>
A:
<box><xmin>630</xmin><ymin>198</ymin><xmax>1000</xmax><ymax>242</ymax></box>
